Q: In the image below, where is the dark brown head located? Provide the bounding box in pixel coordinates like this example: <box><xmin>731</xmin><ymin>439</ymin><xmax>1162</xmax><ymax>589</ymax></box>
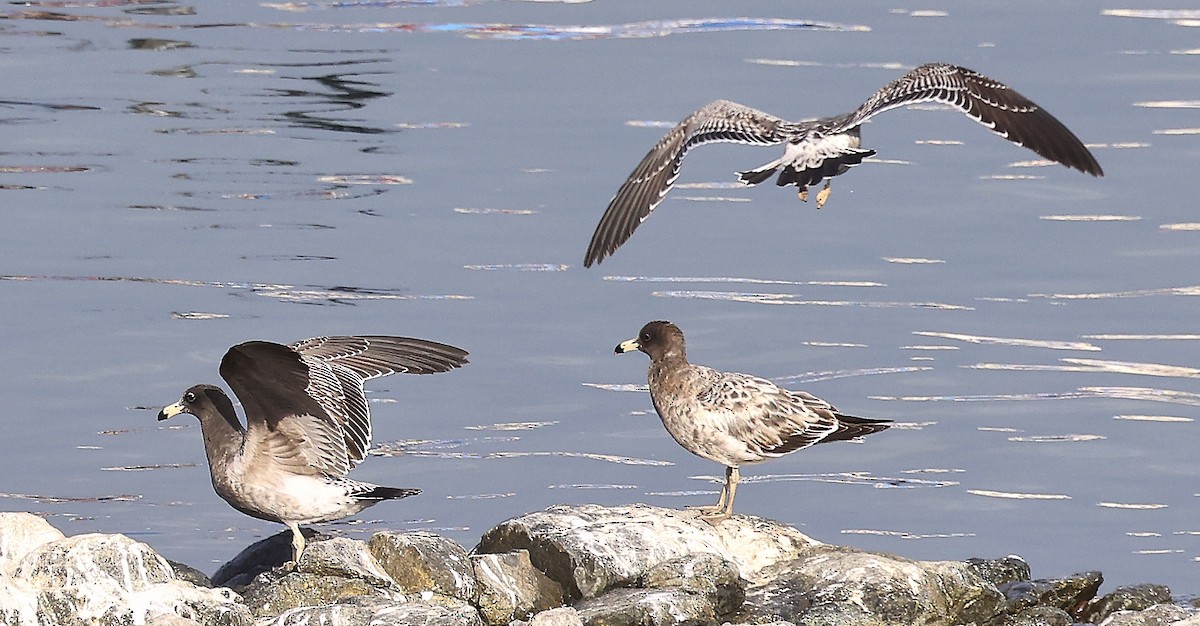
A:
<box><xmin>615</xmin><ymin>320</ymin><xmax>686</xmax><ymax>362</ymax></box>
<box><xmin>157</xmin><ymin>384</ymin><xmax>237</xmax><ymax>424</ymax></box>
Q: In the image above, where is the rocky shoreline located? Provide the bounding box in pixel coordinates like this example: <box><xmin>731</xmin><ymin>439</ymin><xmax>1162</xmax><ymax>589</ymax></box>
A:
<box><xmin>0</xmin><ymin>505</ymin><xmax>1194</xmax><ymax>626</ymax></box>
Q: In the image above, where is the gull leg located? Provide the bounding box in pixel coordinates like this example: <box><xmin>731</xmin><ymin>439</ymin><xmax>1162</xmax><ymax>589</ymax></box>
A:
<box><xmin>700</xmin><ymin>466</ymin><xmax>737</xmax><ymax>525</ymax></box>
<box><xmin>686</xmin><ymin>468</ymin><xmax>729</xmax><ymax>514</ymax></box>
<box><xmin>287</xmin><ymin>522</ymin><xmax>305</xmax><ymax>567</ymax></box>
<box><xmin>815</xmin><ymin>180</ymin><xmax>832</xmax><ymax>209</ymax></box>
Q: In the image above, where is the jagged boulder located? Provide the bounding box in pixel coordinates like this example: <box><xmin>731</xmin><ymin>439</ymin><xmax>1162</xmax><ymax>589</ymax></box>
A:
<box><xmin>0</xmin><ymin>513</ymin><xmax>64</xmax><ymax>576</ymax></box>
<box><xmin>473</xmin><ymin>549</ymin><xmax>564</xmax><ymax>624</ymax></box>
<box><xmin>474</xmin><ymin>503</ymin><xmax>818</xmax><ymax>600</ymax></box>
<box><xmin>14</xmin><ymin>532</ymin><xmax>250</xmax><ymax>625</ymax></box>
<box><xmin>369</xmin><ymin>531</ymin><xmax>477</xmax><ymax>602</ymax></box>
<box><xmin>734</xmin><ymin>544</ymin><xmax>1006</xmax><ymax>626</ymax></box>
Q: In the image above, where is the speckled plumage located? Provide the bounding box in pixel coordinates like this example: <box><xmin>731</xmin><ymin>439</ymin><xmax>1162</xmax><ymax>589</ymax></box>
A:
<box><xmin>584</xmin><ymin>62</ymin><xmax>1104</xmax><ymax>267</ymax></box>
<box><xmin>158</xmin><ymin>335</ymin><xmax>468</xmax><ymax>563</ymax></box>
<box><xmin>616</xmin><ymin>321</ymin><xmax>890</xmax><ymax>523</ymax></box>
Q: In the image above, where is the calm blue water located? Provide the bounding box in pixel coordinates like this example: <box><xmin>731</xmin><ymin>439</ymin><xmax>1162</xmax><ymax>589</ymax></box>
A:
<box><xmin>1</xmin><ymin>0</ymin><xmax>1197</xmax><ymax>598</ymax></box>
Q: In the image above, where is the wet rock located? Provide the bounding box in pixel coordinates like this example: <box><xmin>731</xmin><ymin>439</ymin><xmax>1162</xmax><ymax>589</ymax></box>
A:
<box><xmin>474</xmin><ymin>503</ymin><xmax>818</xmax><ymax>600</ymax></box>
<box><xmin>641</xmin><ymin>553</ymin><xmax>744</xmax><ymax>617</ymax></box>
<box><xmin>1004</xmin><ymin>605</ymin><xmax>1074</xmax><ymax>626</ymax></box>
<box><xmin>15</xmin><ymin>533</ymin><xmax>250</xmax><ymax>625</ymax></box>
<box><xmin>473</xmin><ymin>549</ymin><xmax>564</xmax><ymax>624</ymax></box>
<box><xmin>1095</xmin><ymin>603</ymin><xmax>1193</xmax><ymax>626</ymax></box>
<box><xmin>0</xmin><ymin>512</ymin><xmax>65</xmax><ymax>575</ymax></box>
<box><xmin>574</xmin><ymin>587</ymin><xmax>716</xmax><ymax>626</ymax></box>
<box><xmin>1082</xmin><ymin>584</ymin><xmax>1173</xmax><ymax>623</ymax></box>
<box><xmin>170</xmin><ymin>559</ymin><xmax>214</xmax><ymax>588</ymax></box>
<box><xmin>237</xmin><ymin>538</ymin><xmax>400</xmax><ymax>617</ymax></box>
<box><xmin>734</xmin><ymin>544</ymin><xmax>1005</xmax><ymax>626</ymax></box>
<box><xmin>211</xmin><ymin>528</ymin><xmax>325</xmax><ymax>588</ymax></box>
<box><xmin>266</xmin><ymin>596</ymin><xmax>484</xmax><ymax>626</ymax></box>
<box><xmin>966</xmin><ymin>555</ymin><xmax>1032</xmax><ymax>589</ymax></box>
<box><xmin>369</xmin><ymin>530</ymin><xmax>477</xmax><ymax>601</ymax></box>
<box><xmin>1000</xmin><ymin>570</ymin><xmax>1103</xmax><ymax>618</ymax></box>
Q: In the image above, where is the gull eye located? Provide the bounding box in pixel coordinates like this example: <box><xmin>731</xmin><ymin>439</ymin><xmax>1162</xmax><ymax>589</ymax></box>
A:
<box><xmin>641</xmin><ymin>332</ymin><xmax>651</xmax><ymax>342</ymax></box>
<box><xmin>183</xmin><ymin>391</ymin><xmax>196</xmax><ymax>403</ymax></box>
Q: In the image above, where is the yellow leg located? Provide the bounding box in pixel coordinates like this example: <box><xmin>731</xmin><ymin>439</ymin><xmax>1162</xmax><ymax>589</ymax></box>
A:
<box><xmin>815</xmin><ymin>180</ymin><xmax>832</xmax><ymax>209</ymax></box>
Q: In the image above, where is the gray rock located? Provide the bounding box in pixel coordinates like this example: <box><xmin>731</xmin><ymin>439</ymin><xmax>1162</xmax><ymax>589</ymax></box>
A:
<box><xmin>169</xmin><ymin>559</ymin><xmax>214</xmax><ymax>588</ymax></box>
<box><xmin>1000</xmin><ymin>570</ymin><xmax>1103</xmax><ymax>618</ymax></box>
<box><xmin>965</xmin><ymin>555</ymin><xmax>1031</xmax><ymax>589</ymax></box>
<box><xmin>641</xmin><ymin>553</ymin><xmax>744</xmax><ymax>617</ymax></box>
<box><xmin>14</xmin><ymin>533</ymin><xmax>250</xmax><ymax>626</ymax></box>
<box><xmin>236</xmin><ymin>536</ymin><xmax>409</xmax><ymax>617</ymax></box>
<box><xmin>528</xmin><ymin>607</ymin><xmax>585</xmax><ymax>626</ymax></box>
<box><xmin>1083</xmin><ymin>585</ymin><xmax>1174</xmax><ymax>624</ymax></box>
<box><xmin>735</xmin><ymin>544</ymin><xmax>1005</xmax><ymax>626</ymax></box>
<box><xmin>211</xmin><ymin>528</ymin><xmax>324</xmax><ymax>588</ymax></box>
<box><xmin>472</xmin><ymin>550</ymin><xmax>564</xmax><ymax>625</ymax></box>
<box><xmin>147</xmin><ymin>615</ymin><xmax>205</xmax><ymax>626</ymax></box>
<box><xmin>574</xmin><ymin>587</ymin><xmax>716</xmax><ymax>626</ymax></box>
<box><xmin>1004</xmin><ymin>605</ymin><xmax>1074</xmax><ymax>626</ymax></box>
<box><xmin>1170</xmin><ymin>612</ymin><xmax>1200</xmax><ymax>626</ymax></box>
<box><xmin>296</xmin><ymin>537</ymin><xmax>396</xmax><ymax>588</ymax></box>
<box><xmin>0</xmin><ymin>513</ymin><xmax>65</xmax><ymax>576</ymax></box>
<box><xmin>1097</xmin><ymin>604</ymin><xmax>1193</xmax><ymax>626</ymax></box>
<box><xmin>0</xmin><ymin>571</ymin><xmax>38</xmax><ymax>626</ymax></box>
<box><xmin>262</xmin><ymin>596</ymin><xmax>484</xmax><ymax>626</ymax></box>
<box><xmin>474</xmin><ymin>504</ymin><xmax>819</xmax><ymax>600</ymax></box>
<box><xmin>369</xmin><ymin>531</ymin><xmax>477</xmax><ymax>601</ymax></box>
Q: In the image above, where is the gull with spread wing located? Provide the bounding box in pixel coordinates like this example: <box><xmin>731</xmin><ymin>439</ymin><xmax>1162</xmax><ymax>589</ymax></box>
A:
<box><xmin>584</xmin><ymin>63</ymin><xmax>1104</xmax><ymax>267</ymax></box>
<box><xmin>158</xmin><ymin>335</ymin><xmax>468</xmax><ymax>563</ymax></box>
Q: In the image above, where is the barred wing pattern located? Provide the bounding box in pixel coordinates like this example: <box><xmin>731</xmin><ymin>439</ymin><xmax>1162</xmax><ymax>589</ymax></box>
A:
<box><xmin>219</xmin><ymin>336</ymin><xmax>467</xmax><ymax>479</ymax></box>
<box><xmin>290</xmin><ymin>335</ymin><xmax>469</xmax><ymax>470</ymax></box>
<box><xmin>834</xmin><ymin>63</ymin><xmax>1103</xmax><ymax>177</ymax></box>
<box><xmin>583</xmin><ymin>100</ymin><xmax>792</xmax><ymax>268</ymax></box>
<box><xmin>692</xmin><ymin>367</ymin><xmax>842</xmax><ymax>461</ymax></box>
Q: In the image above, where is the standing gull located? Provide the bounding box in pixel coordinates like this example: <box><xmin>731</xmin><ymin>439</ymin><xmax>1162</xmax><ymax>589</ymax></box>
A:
<box><xmin>157</xmin><ymin>335</ymin><xmax>468</xmax><ymax>563</ymax></box>
<box><xmin>616</xmin><ymin>321</ymin><xmax>890</xmax><ymax>524</ymax></box>
<box><xmin>584</xmin><ymin>62</ymin><xmax>1104</xmax><ymax>266</ymax></box>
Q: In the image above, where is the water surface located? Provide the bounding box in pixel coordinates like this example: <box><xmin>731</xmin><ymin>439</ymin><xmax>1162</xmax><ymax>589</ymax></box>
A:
<box><xmin>0</xmin><ymin>0</ymin><xmax>1197</xmax><ymax>597</ymax></box>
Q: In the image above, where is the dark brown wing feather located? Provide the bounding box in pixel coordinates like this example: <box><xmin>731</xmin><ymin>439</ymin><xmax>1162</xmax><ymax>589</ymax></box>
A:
<box><xmin>584</xmin><ymin>100</ymin><xmax>789</xmax><ymax>267</ymax></box>
<box><xmin>838</xmin><ymin>63</ymin><xmax>1102</xmax><ymax>176</ymax></box>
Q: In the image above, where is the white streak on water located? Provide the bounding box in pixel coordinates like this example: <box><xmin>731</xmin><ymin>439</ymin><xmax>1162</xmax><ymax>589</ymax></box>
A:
<box><xmin>967</xmin><ymin>489</ymin><xmax>1071</xmax><ymax>500</ymax></box>
<box><xmin>913</xmin><ymin>331</ymin><xmax>1100</xmax><ymax>351</ymax></box>
<box><xmin>1112</xmin><ymin>414</ymin><xmax>1193</xmax><ymax>423</ymax></box>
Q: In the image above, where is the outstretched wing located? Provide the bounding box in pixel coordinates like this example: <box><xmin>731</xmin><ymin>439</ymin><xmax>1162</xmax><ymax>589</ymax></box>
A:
<box><xmin>220</xmin><ymin>336</ymin><xmax>467</xmax><ymax>477</ymax></box>
<box><xmin>219</xmin><ymin>340</ymin><xmax>354</xmax><ymax>477</ymax></box>
<box><xmin>836</xmin><ymin>63</ymin><xmax>1103</xmax><ymax>176</ymax></box>
<box><xmin>584</xmin><ymin>100</ymin><xmax>790</xmax><ymax>267</ymax></box>
<box><xmin>289</xmin><ymin>335</ymin><xmax>469</xmax><ymax>468</ymax></box>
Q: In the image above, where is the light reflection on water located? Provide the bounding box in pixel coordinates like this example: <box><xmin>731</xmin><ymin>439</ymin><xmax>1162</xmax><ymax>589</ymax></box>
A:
<box><xmin>0</xmin><ymin>0</ymin><xmax>1197</xmax><ymax>598</ymax></box>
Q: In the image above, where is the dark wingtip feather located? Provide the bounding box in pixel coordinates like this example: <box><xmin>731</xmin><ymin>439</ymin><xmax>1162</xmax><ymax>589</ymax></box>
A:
<box><xmin>820</xmin><ymin>414</ymin><xmax>892</xmax><ymax>444</ymax></box>
<box><xmin>362</xmin><ymin>486</ymin><xmax>421</xmax><ymax>501</ymax></box>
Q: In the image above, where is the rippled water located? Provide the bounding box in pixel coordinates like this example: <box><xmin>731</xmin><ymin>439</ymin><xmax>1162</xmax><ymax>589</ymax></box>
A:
<box><xmin>1</xmin><ymin>0</ymin><xmax>1197</xmax><ymax>597</ymax></box>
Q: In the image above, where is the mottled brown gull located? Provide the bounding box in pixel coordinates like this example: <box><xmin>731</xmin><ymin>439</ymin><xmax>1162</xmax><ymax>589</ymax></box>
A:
<box><xmin>157</xmin><ymin>335</ymin><xmax>468</xmax><ymax>563</ymax></box>
<box><xmin>584</xmin><ymin>62</ymin><xmax>1104</xmax><ymax>266</ymax></box>
<box><xmin>616</xmin><ymin>321</ymin><xmax>890</xmax><ymax>524</ymax></box>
